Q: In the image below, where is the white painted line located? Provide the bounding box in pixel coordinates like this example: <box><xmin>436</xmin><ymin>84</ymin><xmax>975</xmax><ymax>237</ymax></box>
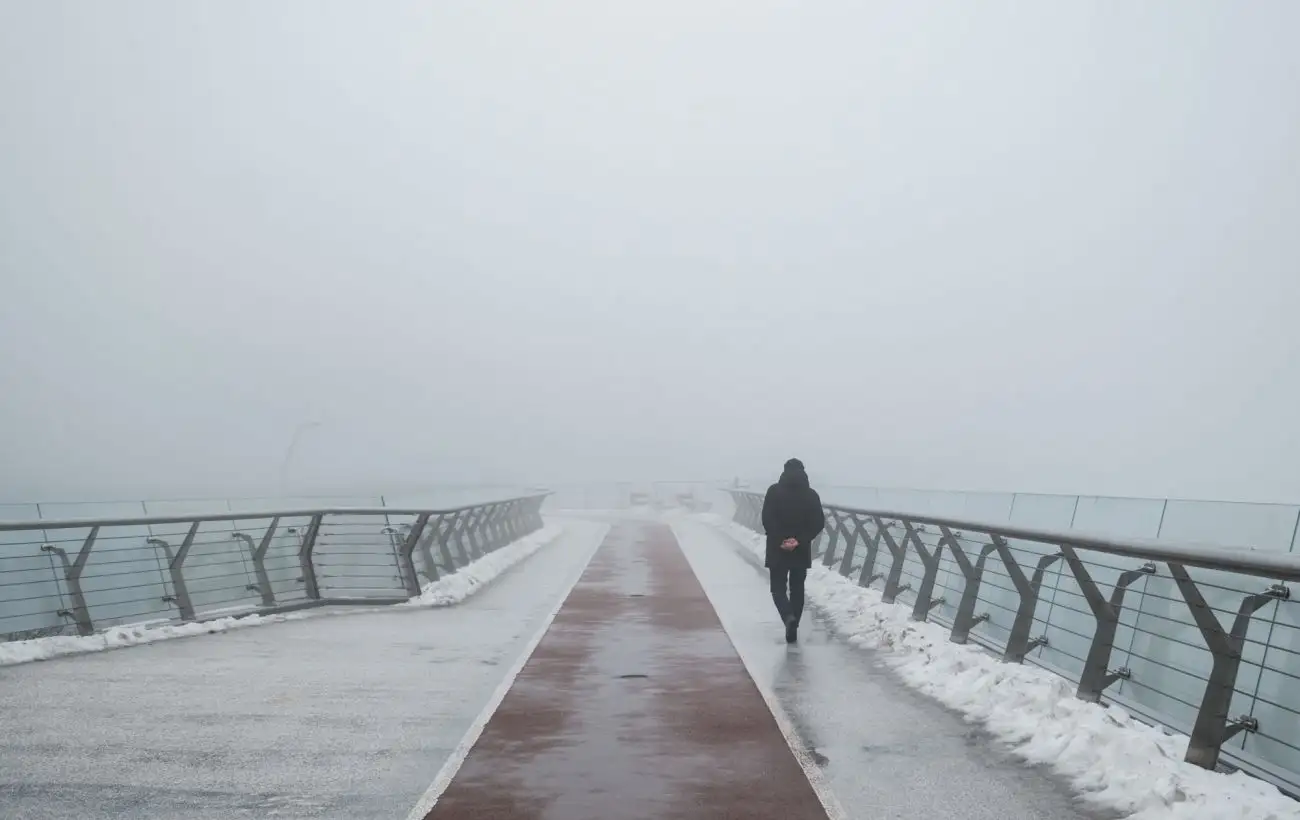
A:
<box><xmin>402</xmin><ymin>522</ymin><xmax>610</xmax><ymax>820</ymax></box>
<box><xmin>669</xmin><ymin>519</ymin><xmax>851</xmax><ymax>820</ymax></box>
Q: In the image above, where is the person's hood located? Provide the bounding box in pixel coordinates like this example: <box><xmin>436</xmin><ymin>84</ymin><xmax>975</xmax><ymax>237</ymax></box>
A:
<box><xmin>778</xmin><ymin>464</ymin><xmax>810</xmax><ymax>489</ymax></box>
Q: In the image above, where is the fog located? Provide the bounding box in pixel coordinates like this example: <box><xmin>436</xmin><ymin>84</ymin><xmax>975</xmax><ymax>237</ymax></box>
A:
<box><xmin>2</xmin><ymin>2</ymin><xmax>1298</xmax><ymax>504</ymax></box>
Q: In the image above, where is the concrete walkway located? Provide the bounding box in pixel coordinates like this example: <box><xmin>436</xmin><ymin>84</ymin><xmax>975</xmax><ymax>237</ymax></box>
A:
<box><xmin>0</xmin><ymin>520</ymin><xmax>609</xmax><ymax>820</ymax></box>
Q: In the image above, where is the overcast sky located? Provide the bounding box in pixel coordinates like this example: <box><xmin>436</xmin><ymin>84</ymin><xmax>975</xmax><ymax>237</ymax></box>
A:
<box><xmin>2</xmin><ymin>2</ymin><xmax>1298</xmax><ymax>503</ymax></box>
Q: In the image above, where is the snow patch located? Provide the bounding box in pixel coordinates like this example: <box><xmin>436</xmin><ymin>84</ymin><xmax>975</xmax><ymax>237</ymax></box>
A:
<box><xmin>0</xmin><ymin>612</ymin><xmax>308</xmax><ymax>666</ymax></box>
<box><xmin>404</xmin><ymin>524</ymin><xmax>565</xmax><ymax>607</ymax></box>
<box><xmin>699</xmin><ymin>514</ymin><xmax>1299</xmax><ymax>820</ymax></box>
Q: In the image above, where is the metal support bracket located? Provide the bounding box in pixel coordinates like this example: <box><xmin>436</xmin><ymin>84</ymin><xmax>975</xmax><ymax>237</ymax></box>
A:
<box><xmin>40</xmin><ymin>526</ymin><xmax>98</xmax><ymax>636</ymax></box>
<box><xmin>996</xmin><ymin>534</ymin><xmax>1061</xmax><ymax>663</ymax></box>
<box><xmin>1170</xmin><ymin>562</ymin><xmax>1286</xmax><ymax>770</ymax></box>
<box><xmin>298</xmin><ymin>514</ymin><xmax>324</xmax><ymax>600</ymax></box>
<box><xmin>233</xmin><ymin>523</ymin><xmax>277</xmax><ymax>607</ymax></box>
<box><xmin>1063</xmin><ymin>545</ymin><xmax>1157</xmax><ymax>702</ymax></box>
<box><xmin>876</xmin><ymin>517</ymin><xmax>910</xmax><ymax>603</ymax></box>
<box><xmin>476</xmin><ymin>506</ymin><xmax>497</xmax><ymax>552</ymax></box>
<box><xmin>436</xmin><ymin>512</ymin><xmax>461</xmax><ymax>573</ymax></box>
<box><xmin>414</xmin><ymin>518</ymin><xmax>441</xmax><ymax>583</ymax></box>
<box><xmin>820</xmin><ymin>511</ymin><xmax>842</xmax><ymax>567</ymax></box>
<box><xmin>397</xmin><ymin>514</ymin><xmax>431</xmax><ymax>597</ymax></box>
<box><xmin>1099</xmin><ymin>666</ymin><xmax>1133</xmax><ymax>691</ymax></box>
<box><xmin>857</xmin><ymin>523</ymin><xmax>884</xmax><ymax>587</ymax></box>
<box><xmin>1224</xmin><ymin>715</ymin><xmax>1260</xmax><ymax>742</ymax></box>
<box><xmin>836</xmin><ymin>517</ymin><xmax>864</xmax><ymax>577</ymax></box>
<box><xmin>499</xmin><ymin>500</ymin><xmax>520</xmax><ymax>545</ymax></box>
<box><xmin>487</xmin><ymin>504</ymin><xmax>509</xmax><ymax>550</ymax></box>
<box><xmin>451</xmin><ymin>510</ymin><xmax>475</xmax><ymax>564</ymax></box>
<box><xmin>149</xmin><ymin>521</ymin><xmax>200</xmax><ymax>621</ymax></box>
<box><xmin>904</xmin><ymin>521</ymin><xmax>946</xmax><ymax>621</ymax></box>
<box><xmin>462</xmin><ymin>507</ymin><xmax>487</xmax><ymax>559</ymax></box>
<box><xmin>942</xmin><ymin>526</ymin><xmax>997</xmax><ymax>644</ymax></box>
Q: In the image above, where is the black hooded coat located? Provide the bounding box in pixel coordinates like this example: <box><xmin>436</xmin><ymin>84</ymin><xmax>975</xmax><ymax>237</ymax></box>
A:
<box><xmin>760</xmin><ymin>461</ymin><xmax>826</xmax><ymax>569</ymax></box>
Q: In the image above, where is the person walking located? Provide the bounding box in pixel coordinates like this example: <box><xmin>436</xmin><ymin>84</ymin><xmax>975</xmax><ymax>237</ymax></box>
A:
<box><xmin>761</xmin><ymin>458</ymin><xmax>826</xmax><ymax>643</ymax></box>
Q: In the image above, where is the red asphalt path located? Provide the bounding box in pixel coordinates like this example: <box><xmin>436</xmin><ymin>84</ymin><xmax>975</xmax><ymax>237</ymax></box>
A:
<box><xmin>420</xmin><ymin>521</ymin><xmax>829</xmax><ymax>820</ymax></box>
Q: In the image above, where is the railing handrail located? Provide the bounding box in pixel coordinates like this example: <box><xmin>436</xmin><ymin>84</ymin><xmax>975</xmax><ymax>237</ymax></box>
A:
<box><xmin>728</xmin><ymin>490</ymin><xmax>1300</xmax><ymax>581</ymax></box>
<box><xmin>0</xmin><ymin>493</ymin><xmax>553</xmax><ymax>533</ymax></box>
<box><xmin>1</xmin><ymin>492</ymin><xmax>552</xmax><ymax>645</ymax></box>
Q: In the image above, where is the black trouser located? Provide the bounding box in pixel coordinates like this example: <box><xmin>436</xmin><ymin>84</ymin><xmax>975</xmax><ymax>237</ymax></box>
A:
<box><xmin>769</xmin><ymin>566</ymin><xmax>807</xmax><ymax>625</ymax></box>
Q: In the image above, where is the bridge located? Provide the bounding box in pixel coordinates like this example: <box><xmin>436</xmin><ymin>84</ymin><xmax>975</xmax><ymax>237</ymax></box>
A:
<box><xmin>3</xmin><ymin>487</ymin><xmax>1299</xmax><ymax>820</ymax></box>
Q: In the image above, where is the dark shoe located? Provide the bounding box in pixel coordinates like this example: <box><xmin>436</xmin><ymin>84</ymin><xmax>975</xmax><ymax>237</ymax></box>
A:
<box><xmin>785</xmin><ymin>615</ymin><xmax>798</xmax><ymax>644</ymax></box>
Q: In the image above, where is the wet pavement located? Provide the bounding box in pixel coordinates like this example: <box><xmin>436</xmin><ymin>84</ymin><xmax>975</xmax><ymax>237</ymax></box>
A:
<box><xmin>423</xmin><ymin>521</ymin><xmax>830</xmax><ymax>820</ymax></box>
<box><xmin>670</xmin><ymin>517</ymin><xmax>1109</xmax><ymax>820</ymax></box>
<box><xmin>0</xmin><ymin>519</ymin><xmax>609</xmax><ymax>820</ymax></box>
<box><xmin>1</xmin><ymin>512</ymin><xmax>1113</xmax><ymax>820</ymax></box>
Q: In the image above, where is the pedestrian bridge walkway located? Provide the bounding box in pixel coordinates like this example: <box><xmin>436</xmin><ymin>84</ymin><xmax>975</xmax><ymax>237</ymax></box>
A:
<box><xmin>2</xmin><ymin>501</ymin><xmax>1299</xmax><ymax>819</ymax></box>
<box><xmin>0</xmin><ymin>514</ymin><xmax>1097</xmax><ymax>820</ymax></box>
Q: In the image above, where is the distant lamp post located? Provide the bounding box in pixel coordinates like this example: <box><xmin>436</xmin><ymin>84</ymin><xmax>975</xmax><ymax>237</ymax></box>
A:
<box><xmin>280</xmin><ymin>421</ymin><xmax>322</xmax><ymax>496</ymax></box>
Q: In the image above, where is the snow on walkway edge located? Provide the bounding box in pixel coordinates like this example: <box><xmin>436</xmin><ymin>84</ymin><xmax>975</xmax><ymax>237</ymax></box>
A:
<box><xmin>699</xmin><ymin>514</ymin><xmax>1298</xmax><ymax>820</ymax></box>
<box><xmin>403</xmin><ymin>524</ymin><xmax>564</xmax><ymax>607</ymax></box>
<box><xmin>0</xmin><ymin>524</ymin><xmax>567</xmax><ymax>668</ymax></box>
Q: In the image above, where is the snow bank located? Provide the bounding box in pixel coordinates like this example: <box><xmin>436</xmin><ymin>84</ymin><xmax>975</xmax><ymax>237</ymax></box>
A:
<box><xmin>1</xmin><ymin>524</ymin><xmax>567</xmax><ymax>667</ymax></box>
<box><xmin>700</xmin><ymin>514</ymin><xmax>1299</xmax><ymax>820</ymax></box>
<box><xmin>0</xmin><ymin>612</ymin><xmax>307</xmax><ymax>666</ymax></box>
<box><xmin>404</xmin><ymin>524</ymin><xmax>565</xmax><ymax>607</ymax></box>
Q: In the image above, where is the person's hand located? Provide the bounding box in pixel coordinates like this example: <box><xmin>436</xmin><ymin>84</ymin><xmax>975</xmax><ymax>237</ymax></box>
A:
<box><xmin>781</xmin><ymin>538</ymin><xmax>798</xmax><ymax>550</ymax></box>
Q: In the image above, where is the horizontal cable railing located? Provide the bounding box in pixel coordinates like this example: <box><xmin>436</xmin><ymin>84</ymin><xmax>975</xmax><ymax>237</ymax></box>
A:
<box><xmin>0</xmin><ymin>494</ymin><xmax>549</xmax><ymax>643</ymax></box>
<box><xmin>726</xmin><ymin>490</ymin><xmax>1300</xmax><ymax>795</ymax></box>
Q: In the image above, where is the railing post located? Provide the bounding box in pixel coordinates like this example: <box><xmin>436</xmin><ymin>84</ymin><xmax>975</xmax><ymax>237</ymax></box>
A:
<box><xmin>435</xmin><ymin>512</ymin><xmax>461</xmax><ymax>572</ymax></box>
<box><xmin>233</xmin><ymin>519</ymin><xmax>278</xmax><ymax>607</ymax></box>
<box><xmin>904</xmin><ymin>522</ymin><xmax>946</xmax><ymax>621</ymax></box>
<box><xmin>298</xmin><ymin>514</ymin><xmax>324</xmax><ymax>600</ymax></box>
<box><xmin>1059</xmin><ymin>544</ymin><xmax>1156</xmax><ymax>702</ymax></box>
<box><xmin>504</xmin><ymin>500</ymin><xmax>521</xmax><ymax>544</ymax></box>
<box><xmin>940</xmin><ymin>526</ymin><xmax>995</xmax><ymax>644</ymax></box>
<box><xmin>857</xmin><ymin>521</ymin><xmax>884</xmax><ymax>587</ymax></box>
<box><xmin>485</xmin><ymin>504</ymin><xmax>504</xmax><ymax>550</ymax></box>
<box><xmin>1168</xmin><ymin>562</ymin><xmax>1288</xmax><ymax>770</ymax></box>
<box><xmin>39</xmin><ymin>525</ymin><xmax>99</xmax><ymax>636</ymax></box>
<box><xmin>464</xmin><ymin>507</ymin><xmax>487</xmax><ymax>558</ymax></box>
<box><xmin>476</xmin><ymin>505</ymin><xmax>497</xmax><ymax>552</ymax></box>
<box><xmin>994</xmin><ymin>534</ymin><xmax>1060</xmax><ymax>663</ymax></box>
<box><xmin>875</xmin><ymin>517</ymin><xmax>912</xmax><ymax>603</ymax></box>
<box><xmin>455</xmin><ymin>509</ymin><xmax>479</xmax><ymax>562</ymax></box>
<box><xmin>415</xmin><ymin>520</ymin><xmax>441</xmax><ymax>583</ymax></box>
<box><xmin>397</xmin><ymin>514</ymin><xmax>431</xmax><ymax>597</ymax></box>
<box><xmin>487</xmin><ymin>504</ymin><xmax>508</xmax><ymax>550</ymax></box>
<box><xmin>836</xmin><ymin>518</ymin><xmax>863</xmax><ymax>577</ymax></box>
<box><xmin>820</xmin><ymin>510</ymin><xmax>842</xmax><ymax>567</ymax></box>
<box><xmin>501</xmin><ymin>500</ymin><xmax>520</xmax><ymax>544</ymax></box>
<box><xmin>161</xmin><ymin>521</ymin><xmax>201</xmax><ymax>621</ymax></box>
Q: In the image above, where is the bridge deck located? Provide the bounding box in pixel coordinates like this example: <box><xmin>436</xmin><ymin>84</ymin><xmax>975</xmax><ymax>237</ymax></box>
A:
<box><xmin>1</xmin><ymin>514</ymin><xmax>1100</xmax><ymax>820</ymax></box>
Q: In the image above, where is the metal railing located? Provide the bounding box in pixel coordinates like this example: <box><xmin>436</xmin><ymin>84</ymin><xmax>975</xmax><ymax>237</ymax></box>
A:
<box><xmin>0</xmin><ymin>494</ymin><xmax>548</xmax><ymax>642</ymax></box>
<box><xmin>727</xmin><ymin>490</ymin><xmax>1300</xmax><ymax>794</ymax></box>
